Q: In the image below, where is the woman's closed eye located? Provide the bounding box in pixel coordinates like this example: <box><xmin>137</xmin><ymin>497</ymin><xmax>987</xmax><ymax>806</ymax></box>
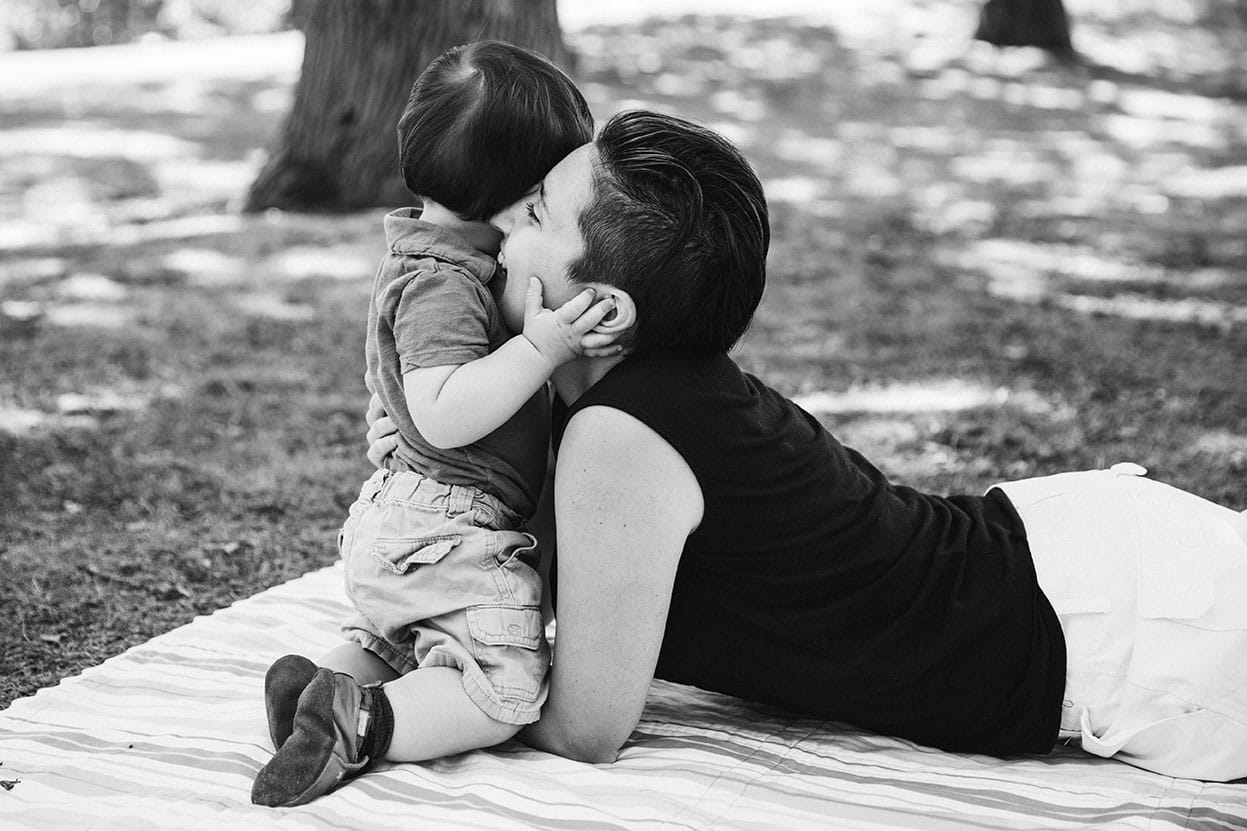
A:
<box><xmin>525</xmin><ymin>202</ymin><xmax>540</xmax><ymax>224</ymax></box>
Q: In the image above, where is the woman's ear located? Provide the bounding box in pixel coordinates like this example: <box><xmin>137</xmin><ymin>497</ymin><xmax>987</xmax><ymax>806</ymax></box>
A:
<box><xmin>589</xmin><ymin>285</ymin><xmax>637</xmax><ymax>338</ymax></box>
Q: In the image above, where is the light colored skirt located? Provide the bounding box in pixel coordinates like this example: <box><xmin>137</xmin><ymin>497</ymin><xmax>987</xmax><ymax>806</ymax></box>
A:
<box><xmin>994</xmin><ymin>463</ymin><xmax>1247</xmax><ymax>781</ymax></box>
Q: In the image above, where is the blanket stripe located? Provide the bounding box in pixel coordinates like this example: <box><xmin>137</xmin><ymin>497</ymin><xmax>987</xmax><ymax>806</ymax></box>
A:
<box><xmin>2</xmin><ymin>564</ymin><xmax>1244</xmax><ymax>829</ymax></box>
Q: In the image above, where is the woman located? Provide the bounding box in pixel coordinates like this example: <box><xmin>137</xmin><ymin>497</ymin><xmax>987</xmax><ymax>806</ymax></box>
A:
<box><xmin>368</xmin><ymin>110</ymin><xmax>1247</xmax><ymax>781</ymax></box>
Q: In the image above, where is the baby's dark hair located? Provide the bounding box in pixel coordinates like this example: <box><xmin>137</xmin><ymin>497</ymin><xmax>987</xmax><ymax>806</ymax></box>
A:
<box><xmin>397</xmin><ymin>41</ymin><xmax>593</xmax><ymax>221</ymax></box>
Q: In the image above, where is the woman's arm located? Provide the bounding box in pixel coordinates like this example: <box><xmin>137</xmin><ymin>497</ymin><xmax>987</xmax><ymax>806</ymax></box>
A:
<box><xmin>518</xmin><ymin>405</ymin><xmax>703</xmax><ymax>763</ymax></box>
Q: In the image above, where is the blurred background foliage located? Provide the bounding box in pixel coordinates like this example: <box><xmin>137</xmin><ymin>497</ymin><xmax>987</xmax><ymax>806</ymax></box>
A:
<box><xmin>0</xmin><ymin>0</ymin><xmax>300</xmax><ymax>50</ymax></box>
<box><xmin>3</xmin><ymin>0</ymin><xmax>1247</xmax><ymax>56</ymax></box>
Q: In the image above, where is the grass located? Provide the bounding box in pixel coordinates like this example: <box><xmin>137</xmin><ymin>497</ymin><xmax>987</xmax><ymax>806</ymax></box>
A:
<box><xmin>1</xmin><ymin>4</ymin><xmax>1245</xmax><ymax>707</ymax></box>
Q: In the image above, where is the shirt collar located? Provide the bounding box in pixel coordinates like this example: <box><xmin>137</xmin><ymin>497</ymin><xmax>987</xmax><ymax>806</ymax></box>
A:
<box><xmin>382</xmin><ymin>207</ymin><xmax>497</xmax><ymax>284</ymax></box>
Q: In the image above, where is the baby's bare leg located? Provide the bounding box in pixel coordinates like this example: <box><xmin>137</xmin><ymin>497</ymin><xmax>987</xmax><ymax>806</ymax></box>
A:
<box><xmin>319</xmin><ymin>642</ymin><xmax>399</xmax><ymax>686</ymax></box>
<box><xmin>382</xmin><ymin>666</ymin><xmax>520</xmax><ymax>761</ymax></box>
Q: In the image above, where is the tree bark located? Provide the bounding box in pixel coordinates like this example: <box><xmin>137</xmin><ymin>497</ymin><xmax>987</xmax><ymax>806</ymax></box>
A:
<box><xmin>974</xmin><ymin>0</ymin><xmax>1075</xmax><ymax>57</ymax></box>
<box><xmin>244</xmin><ymin>0</ymin><xmax>568</xmax><ymax>213</ymax></box>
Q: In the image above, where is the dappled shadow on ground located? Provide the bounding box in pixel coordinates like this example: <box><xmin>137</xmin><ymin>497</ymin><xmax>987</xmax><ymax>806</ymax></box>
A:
<box><xmin>1</xmin><ymin>8</ymin><xmax>1243</xmax><ymax>493</ymax></box>
<box><xmin>0</xmin><ymin>2</ymin><xmax>1244</xmax><ymax>702</ymax></box>
<box><xmin>561</xmin><ymin>9</ymin><xmax>1246</xmax><ymax>495</ymax></box>
<box><xmin>571</xmin><ymin>13</ymin><xmax>1247</xmax><ymax>315</ymax></box>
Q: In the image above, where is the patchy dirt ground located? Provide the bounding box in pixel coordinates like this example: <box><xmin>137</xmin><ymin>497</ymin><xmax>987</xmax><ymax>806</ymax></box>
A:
<box><xmin>1</xmin><ymin>2</ymin><xmax>1245</xmax><ymax>706</ymax></box>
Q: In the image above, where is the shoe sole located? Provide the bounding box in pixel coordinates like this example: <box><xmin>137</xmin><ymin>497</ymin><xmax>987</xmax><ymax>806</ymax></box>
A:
<box><xmin>263</xmin><ymin>654</ymin><xmax>318</xmax><ymax>749</ymax></box>
<box><xmin>251</xmin><ymin>669</ymin><xmax>340</xmax><ymax>807</ymax></box>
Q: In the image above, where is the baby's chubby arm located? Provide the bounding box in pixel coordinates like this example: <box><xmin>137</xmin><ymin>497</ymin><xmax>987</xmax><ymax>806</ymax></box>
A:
<box><xmin>404</xmin><ymin>280</ymin><xmax>616</xmax><ymax>449</ymax></box>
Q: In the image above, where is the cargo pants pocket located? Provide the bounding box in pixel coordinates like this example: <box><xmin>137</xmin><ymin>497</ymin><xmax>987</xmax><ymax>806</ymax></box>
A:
<box><xmin>466</xmin><ymin>605</ymin><xmax>549</xmax><ymax>704</ymax></box>
<box><xmin>371</xmin><ymin>534</ymin><xmax>461</xmax><ymax>574</ymax></box>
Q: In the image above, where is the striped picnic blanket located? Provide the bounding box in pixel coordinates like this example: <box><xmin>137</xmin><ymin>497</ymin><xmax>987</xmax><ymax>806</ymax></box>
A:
<box><xmin>2</xmin><ymin>564</ymin><xmax>1245</xmax><ymax>829</ymax></box>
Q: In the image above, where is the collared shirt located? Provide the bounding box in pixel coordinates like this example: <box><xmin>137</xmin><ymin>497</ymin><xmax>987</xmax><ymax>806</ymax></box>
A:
<box><xmin>365</xmin><ymin>207</ymin><xmax>548</xmax><ymax>517</ymax></box>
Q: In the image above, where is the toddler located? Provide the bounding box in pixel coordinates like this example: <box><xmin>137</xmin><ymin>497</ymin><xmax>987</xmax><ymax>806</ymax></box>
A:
<box><xmin>251</xmin><ymin>41</ymin><xmax>613</xmax><ymax>807</ymax></box>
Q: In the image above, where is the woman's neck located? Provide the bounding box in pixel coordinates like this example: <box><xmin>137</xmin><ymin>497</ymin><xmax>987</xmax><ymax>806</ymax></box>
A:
<box><xmin>419</xmin><ymin>199</ymin><xmax>501</xmax><ymax>255</ymax></box>
<box><xmin>552</xmin><ymin>354</ymin><xmax>626</xmax><ymax>405</ymax></box>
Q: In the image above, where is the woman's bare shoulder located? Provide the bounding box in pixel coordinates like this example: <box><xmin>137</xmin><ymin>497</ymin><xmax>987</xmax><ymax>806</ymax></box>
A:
<box><xmin>560</xmin><ymin>404</ymin><xmax>702</xmax><ymax>530</ymax></box>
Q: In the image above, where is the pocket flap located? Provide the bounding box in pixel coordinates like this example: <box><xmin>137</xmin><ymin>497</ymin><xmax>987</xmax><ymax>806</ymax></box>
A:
<box><xmin>372</xmin><ymin>534</ymin><xmax>460</xmax><ymax>574</ymax></box>
<box><xmin>466</xmin><ymin>606</ymin><xmax>543</xmax><ymax>650</ymax></box>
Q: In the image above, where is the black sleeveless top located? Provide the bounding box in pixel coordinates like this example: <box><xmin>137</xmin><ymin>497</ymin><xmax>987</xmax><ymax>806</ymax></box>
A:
<box><xmin>553</xmin><ymin>352</ymin><xmax>1065</xmax><ymax>755</ymax></box>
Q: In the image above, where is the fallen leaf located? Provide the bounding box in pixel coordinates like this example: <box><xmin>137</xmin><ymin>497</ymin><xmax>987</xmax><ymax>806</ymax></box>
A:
<box><xmin>154</xmin><ymin>581</ymin><xmax>192</xmax><ymax>600</ymax></box>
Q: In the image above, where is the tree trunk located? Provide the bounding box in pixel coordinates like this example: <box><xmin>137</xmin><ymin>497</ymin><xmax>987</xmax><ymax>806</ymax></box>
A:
<box><xmin>974</xmin><ymin>0</ymin><xmax>1075</xmax><ymax>57</ymax></box>
<box><xmin>243</xmin><ymin>0</ymin><xmax>568</xmax><ymax>213</ymax></box>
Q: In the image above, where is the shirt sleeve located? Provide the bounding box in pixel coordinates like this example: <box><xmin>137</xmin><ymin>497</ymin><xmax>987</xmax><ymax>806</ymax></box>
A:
<box><xmin>393</xmin><ymin>266</ymin><xmax>492</xmax><ymax>372</ymax></box>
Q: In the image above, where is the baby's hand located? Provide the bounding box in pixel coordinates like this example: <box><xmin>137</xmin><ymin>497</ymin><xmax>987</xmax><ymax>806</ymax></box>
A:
<box><xmin>522</xmin><ymin>277</ymin><xmax>621</xmax><ymax>368</ymax></box>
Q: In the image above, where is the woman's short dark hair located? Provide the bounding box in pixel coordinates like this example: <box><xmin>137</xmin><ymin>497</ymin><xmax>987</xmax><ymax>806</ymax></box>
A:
<box><xmin>397</xmin><ymin>41</ymin><xmax>593</xmax><ymax>221</ymax></box>
<box><xmin>568</xmin><ymin>111</ymin><xmax>770</xmax><ymax>355</ymax></box>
